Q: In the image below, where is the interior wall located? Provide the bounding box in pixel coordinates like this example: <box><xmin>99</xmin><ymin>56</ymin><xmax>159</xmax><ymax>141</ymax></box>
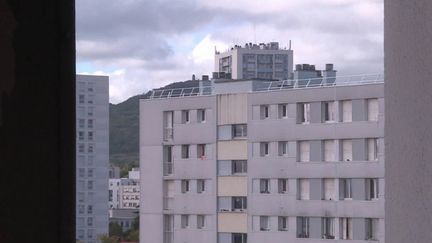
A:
<box><xmin>0</xmin><ymin>0</ymin><xmax>75</xmax><ymax>242</ymax></box>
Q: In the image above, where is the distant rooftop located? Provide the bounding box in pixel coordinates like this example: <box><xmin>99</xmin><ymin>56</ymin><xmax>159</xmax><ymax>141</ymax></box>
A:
<box><xmin>145</xmin><ymin>73</ymin><xmax>384</xmax><ymax>100</ymax></box>
<box><xmin>216</xmin><ymin>41</ymin><xmax>291</xmax><ymax>54</ymax></box>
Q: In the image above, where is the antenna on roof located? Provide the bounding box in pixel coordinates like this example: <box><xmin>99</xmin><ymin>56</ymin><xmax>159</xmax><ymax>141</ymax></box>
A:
<box><xmin>253</xmin><ymin>23</ymin><xmax>257</xmax><ymax>44</ymax></box>
<box><xmin>289</xmin><ymin>40</ymin><xmax>292</xmax><ymax>50</ymax></box>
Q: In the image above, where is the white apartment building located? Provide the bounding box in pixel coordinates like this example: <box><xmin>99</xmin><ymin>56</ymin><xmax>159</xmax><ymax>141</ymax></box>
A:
<box><xmin>109</xmin><ymin>168</ymin><xmax>140</xmax><ymax>209</ymax></box>
<box><xmin>76</xmin><ymin>75</ymin><xmax>109</xmax><ymax>243</ymax></box>
<box><xmin>214</xmin><ymin>42</ymin><xmax>293</xmax><ymax>80</ymax></box>
<box><xmin>140</xmin><ymin>71</ymin><xmax>384</xmax><ymax>243</ymax></box>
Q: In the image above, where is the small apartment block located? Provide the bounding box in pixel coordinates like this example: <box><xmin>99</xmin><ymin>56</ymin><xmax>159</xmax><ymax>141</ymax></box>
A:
<box><xmin>140</xmin><ymin>73</ymin><xmax>384</xmax><ymax>243</ymax></box>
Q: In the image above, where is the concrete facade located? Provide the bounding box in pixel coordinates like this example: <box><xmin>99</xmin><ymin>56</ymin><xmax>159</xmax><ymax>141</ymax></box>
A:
<box><xmin>140</xmin><ymin>79</ymin><xmax>384</xmax><ymax>243</ymax></box>
<box><xmin>76</xmin><ymin>75</ymin><xmax>109</xmax><ymax>243</ymax></box>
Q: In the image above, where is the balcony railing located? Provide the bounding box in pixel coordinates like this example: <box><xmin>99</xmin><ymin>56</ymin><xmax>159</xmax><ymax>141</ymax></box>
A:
<box><xmin>146</xmin><ymin>74</ymin><xmax>384</xmax><ymax>100</ymax></box>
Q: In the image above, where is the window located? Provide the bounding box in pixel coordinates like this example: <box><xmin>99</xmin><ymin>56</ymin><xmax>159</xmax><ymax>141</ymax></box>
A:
<box><xmin>297</xmin><ymin>217</ymin><xmax>310</xmax><ymax>238</ymax></box>
<box><xmin>260</xmin><ymin>142</ymin><xmax>269</xmax><ymax>156</ymax></box>
<box><xmin>181</xmin><ymin>110</ymin><xmax>190</xmax><ymax>123</ymax></box>
<box><xmin>324</xmin><ymin>140</ymin><xmax>335</xmax><ymax>162</ymax></box>
<box><xmin>78</xmin><ymin>192</ymin><xmax>85</xmax><ymax>203</ymax></box>
<box><xmin>87</xmin><ymin>217</ymin><xmax>93</xmax><ymax>226</ymax></box>
<box><xmin>342</xmin><ymin>100</ymin><xmax>352</xmax><ymax>122</ymax></box>
<box><xmin>278</xmin><ymin>179</ymin><xmax>288</xmax><ymax>193</ymax></box>
<box><xmin>88</xmin><ymin>131</ymin><xmax>93</xmax><ymax>141</ymax></box>
<box><xmin>232</xmin><ymin>233</ymin><xmax>247</xmax><ymax>243</ymax></box>
<box><xmin>78</xmin><ymin>168</ymin><xmax>85</xmax><ymax>178</ymax></box>
<box><xmin>78</xmin><ymin>205</ymin><xmax>85</xmax><ymax>214</ymax></box>
<box><xmin>197</xmin><ymin>109</ymin><xmax>206</xmax><ymax>122</ymax></box>
<box><xmin>87</xmin><ymin>144</ymin><xmax>94</xmax><ymax>153</ymax></box>
<box><xmin>278</xmin><ymin>141</ymin><xmax>288</xmax><ymax>156</ymax></box>
<box><xmin>163</xmin><ymin>111</ymin><xmax>174</xmax><ymax>140</ymax></box>
<box><xmin>87</xmin><ymin>119</ymin><xmax>93</xmax><ymax>129</ymax></box>
<box><xmin>87</xmin><ymin>229</ymin><xmax>94</xmax><ymax>240</ymax></box>
<box><xmin>78</xmin><ymin>131</ymin><xmax>84</xmax><ymax>140</ymax></box>
<box><xmin>279</xmin><ymin>104</ymin><xmax>288</xmax><ymax>118</ymax></box>
<box><xmin>299</xmin><ymin>141</ymin><xmax>310</xmax><ymax>162</ymax></box>
<box><xmin>77</xmin><ymin>230</ymin><xmax>84</xmax><ymax>239</ymax></box>
<box><xmin>323</xmin><ymin>179</ymin><xmax>336</xmax><ymax>200</ymax></box>
<box><xmin>341</xmin><ymin>179</ymin><xmax>352</xmax><ymax>200</ymax></box>
<box><xmin>87</xmin><ymin>82</ymin><xmax>94</xmax><ymax>92</ymax></box>
<box><xmin>197</xmin><ymin>144</ymin><xmax>206</xmax><ymax>159</ymax></box>
<box><xmin>260</xmin><ymin>179</ymin><xmax>270</xmax><ymax>193</ymax></box>
<box><xmin>78</xmin><ymin>143</ymin><xmax>85</xmax><ymax>153</ymax></box>
<box><xmin>163</xmin><ymin>146</ymin><xmax>173</xmax><ymax>176</ymax></box>
<box><xmin>260</xmin><ymin>105</ymin><xmax>269</xmax><ymax>119</ymax></box>
<box><xmin>232</xmin><ymin>160</ymin><xmax>247</xmax><ymax>174</ymax></box>
<box><xmin>367</xmin><ymin>178</ymin><xmax>379</xmax><ymax>200</ymax></box>
<box><xmin>340</xmin><ymin>218</ymin><xmax>353</xmax><ymax>240</ymax></box>
<box><xmin>78</xmin><ymin>119</ymin><xmax>85</xmax><ymax>128</ymax></box>
<box><xmin>322</xmin><ymin>218</ymin><xmax>335</xmax><ymax>239</ymax></box>
<box><xmin>87</xmin><ymin>155</ymin><xmax>93</xmax><ymax>166</ymax></box>
<box><xmin>232</xmin><ymin>197</ymin><xmax>247</xmax><ymax>211</ymax></box>
<box><xmin>366</xmin><ymin>218</ymin><xmax>379</xmax><ymax>240</ymax></box>
<box><xmin>197</xmin><ymin>179</ymin><xmax>205</xmax><ymax>193</ymax></box>
<box><xmin>368</xmin><ymin>138</ymin><xmax>379</xmax><ymax>161</ymax></box>
<box><xmin>181</xmin><ymin>180</ymin><xmax>190</xmax><ymax>193</ymax></box>
<box><xmin>324</xmin><ymin>101</ymin><xmax>335</xmax><ymax>122</ymax></box>
<box><xmin>87</xmin><ymin>94</ymin><xmax>94</xmax><ymax>104</ymax></box>
<box><xmin>298</xmin><ymin>179</ymin><xmax>310</xmax><ymax>200</ymax></box>
<box><xmin>342</xmin><ymin>139</ymin><xmax>353</xmax><ymax>161</ymax></box>
<box><xmin>87</xmin><ymin>168</ymin><xmax>93</xmax><ymax>178</ymax></box>
<box><xmin>87</xmin><ymin>180</ymin><xmax>93</xmax><ymax>190</ymax></box>
<box><xmin>181</xmin><ymin>145</ymin><xmax>189</xmax><ymax>159</ymax></box>
<box><xmin>260</xmin><ymin>216</ymin><xmax>269</xmax><ymax>231</ymax></box>
<box><xmin>197</xmin><ymin>215</ymin><xmax>205</xmax><ymax>229</ymax></box>
<box><xmin>368</xmin><ymin>98</ymin><xmax>379</xmax><ymax>121</ymax></box>
<box><xmin>278</xmin><ymin>216</ymin><xmax>288</xmax><ymax>231</ymax></box>
<box><xmin>181</xmin><ymin>215</ymin><xmax>189</xmax><ymax>228</ymax></box>
<box><xmin>233</xmin><ymin>124</ymin><xmax>247</xmax><ymax>138</ymax></box>
<box><xmin>298</xmin><ymin>103</ymin><xmax>310</xmax><ymax>123</ymax></box>
<box><xmin>87</xmin><ymin>106</ymin><xmax>94</xmax><ymax>116</ymax></box>
<box><xmin>87</xmin><ymin>205</ymin><xmax>93</xmax><ymax>214</ymax></box>
<box><xmin>78</xmin><ymin>94</ymin><xmax>85</xmax><ymax>104</ymax></box>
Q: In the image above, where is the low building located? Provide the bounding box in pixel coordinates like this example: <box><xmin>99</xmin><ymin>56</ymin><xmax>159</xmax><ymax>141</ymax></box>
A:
<box><xmin>109</xmin><ymin>208</ymin><xmax>139</xmax><ymax>232</ymax></box>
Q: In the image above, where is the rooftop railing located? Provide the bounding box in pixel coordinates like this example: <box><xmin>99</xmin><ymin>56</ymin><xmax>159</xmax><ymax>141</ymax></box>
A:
<box><xmin>146</xmin><ymin>74</ymin><xmax>384</xmax><ymax>99</ymax></box>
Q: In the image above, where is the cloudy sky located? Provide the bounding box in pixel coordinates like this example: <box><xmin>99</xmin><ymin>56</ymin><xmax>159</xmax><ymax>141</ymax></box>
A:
<box><xmin>76</xmin><ymin>0</ymin><xmax>383</xmax><ymax>104</ymax></box>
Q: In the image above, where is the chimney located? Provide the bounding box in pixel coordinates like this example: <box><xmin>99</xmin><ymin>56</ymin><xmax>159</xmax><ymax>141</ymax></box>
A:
<box><xmin>325</xmin><ymin>64</ymin><xmax>334</xmax><ymax>71</ymax></box>
<box><xmin>192</xmin><ymin>74</ymin><xmax>196</xmax><ymax>81</ymax></box>
<box><xmin>202</xmin><ymin>75</ymin><xmax>209</xmax><ymax>81</ymax></box>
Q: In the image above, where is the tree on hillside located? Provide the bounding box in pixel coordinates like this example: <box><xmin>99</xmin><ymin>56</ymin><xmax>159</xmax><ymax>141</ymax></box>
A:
<box><xmin>97</xmin><ymin>234</ymin><xmax>119</xmax><ymax>243</ymax></box>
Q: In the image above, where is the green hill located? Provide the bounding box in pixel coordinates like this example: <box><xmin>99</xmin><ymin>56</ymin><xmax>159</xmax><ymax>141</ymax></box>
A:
<box><xmin>109</xmin><ymin>79</ymin><xmax>199</xmax><ymax>173</ymax></box>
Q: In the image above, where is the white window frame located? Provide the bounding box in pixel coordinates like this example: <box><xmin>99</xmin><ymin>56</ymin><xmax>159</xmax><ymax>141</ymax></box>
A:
<box><xmin>197</xmin><ymin>109</ymin><xmax>206</xmax><ymax>123</ymax></box>
<box><xmin>278</xmin><ymin>179</ymin><xmax>288</xmax><ymax>193</ymax></box>
<box><xmin>368</xmin><ymin>138</ymin><xmax>379</xmax><ymax>161</ymax></box>
<box><xmin>324</xmin><ymin>101</ymin><xmax>335</xmax><ymax>122</ymax></box>
<box><xmin>342</xmin><ymin>139</ymin><xmax>353</xmax><ymax>162</ymax></box>
<box><xmin>324</xmin><ymin>140</ymin><xmax>335</xmax><ymax>162</ymax></box>
<box><xmin>340</xmin><ymin>218</ymin><xmax>353</xmax><ymax>240</ymax></box>
<box><xmin>260</xmin><ymin>216</ymin><xmax>270</xmax><ymax>231</ymax></box>
<box><xmin>197</xmin><ymin>179</ymin><xmax>205</xmax><ymax>194</ymax></box>
<box><xmin>181</xmin><ymin>110</ymin><xmax>190</xmax><ymax>124</ymax></box>
<box><xmin>197</xmin><ymin>215</ymin><xmax>205</xmax><ymax>229</ymax></box>
<box><xmin>260</xmin><ymin>179</ymin><xmax>270</xmax><ymax>194</ymax></box>
<box><xmin>299</xmin><ymin>141</ymin><xmax>310</xmax><ymax>162</ymax></box>
<box><xmin>278</xmin><ymin>141</ymin><xmax>289</xmax><ymax>156</ymax></box>
<box><xmin>181</xmin><ymin>180</ymin><xmax>190</xmax><ymax>193</ymax></box>
<box><xmin>368</xmin><ymin>98</ymin><xmax>379</xmax><ymax>121</ymax></box>
<box><xmin>342</xmin><ymin>100</ymin><xmax>352</xmax><ymax>122</ymax></box>
<box><xmin>181</xmin><ymin>215</ymin><xmax>189</xmax><ymax>228</ymax></box>
<box><xmin>278</xmin><ymin>216</ymin><xmax>288</xmax><ymax>231</ymax></box>
<box><xmin>260</xmin><ymin>142</ymin><xmax>269</xmax><ymax>157</ymax></box>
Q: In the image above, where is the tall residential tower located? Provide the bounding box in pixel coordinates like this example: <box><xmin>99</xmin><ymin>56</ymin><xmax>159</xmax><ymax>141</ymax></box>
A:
<box><xmin>76</xmin><ymin>74</ymin><xmax>109</xmax><ymax>243</ymax></box>
<box><xmin>214</xmin><ymin>42</ymin><xmax>294</xmax><ymax>80</ymax></box>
